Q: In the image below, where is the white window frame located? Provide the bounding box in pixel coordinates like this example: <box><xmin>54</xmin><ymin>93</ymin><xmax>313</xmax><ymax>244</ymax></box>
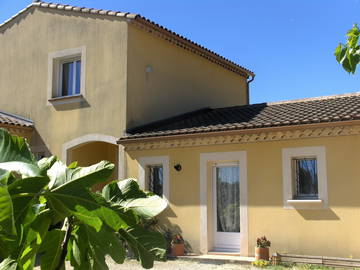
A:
<box><xmin>282</xmin><ymin>146</ymin><xmax>328</xmax><ymax>209</ymax></box>
<box><xmin>47</xmin><ymin>46</ymin><xmax>86</xmax><ymax>106</ymax></box>
<box><xmin>138</xmin><ymin>156</ymin><xmax>170</xmax><ymax>203</ymax></box>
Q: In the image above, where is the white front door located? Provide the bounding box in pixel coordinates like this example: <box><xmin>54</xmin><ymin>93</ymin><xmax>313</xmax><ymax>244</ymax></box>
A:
<box><xmin>212</xmin><ymin>163</ymin><xmax>241</xmax><ymax>252</ymax></box>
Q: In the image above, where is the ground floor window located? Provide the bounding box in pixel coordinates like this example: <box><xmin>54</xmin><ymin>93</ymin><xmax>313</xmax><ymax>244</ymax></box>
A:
<box><xmin>148</xmin><ymin>164</ymin><xmax>164</xmax><ymax>197</ymax></box>
<box><xmin>282</xmin><ymin>146</ymin><xmax>327</xmax><ymax>209</ymax></box>
<box><xmin>138</xmin><ymin>156</ymin><xmax>170</xmax><ymax>201</ymax></box>
<box><xmin>292</xmin><ymin>157</ymin><xmax>318</xmax><ymax>199</ymax></box>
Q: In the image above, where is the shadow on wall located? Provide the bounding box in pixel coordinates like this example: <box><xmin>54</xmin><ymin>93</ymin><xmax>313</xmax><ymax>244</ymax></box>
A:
<box><xmin>0</xmin><ymin>7</ymin><xmax>35</xmax><ymax>34</ymax></box>
<box><xmin>50</xmin><ymin>98</ymin><xmax>90</xmax><ymax>111</ymax></box>
<box><xmin>30</xmin><ymin>129</ymin><xmax>52</xmax><ymax>159</ymax></box>
<box><xmin>296</xmin><ymin>209</ymin><xmax>340</xmax><ymax>221</ymax></box>
<box><xmin>148</xmin><ymin>217</ymin><xmax>193</xmax><ymax>255</ymax></box>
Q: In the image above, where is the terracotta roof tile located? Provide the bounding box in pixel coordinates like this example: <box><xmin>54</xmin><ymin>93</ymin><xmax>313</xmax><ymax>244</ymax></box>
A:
<box><xmin>121</xmin><ymin>93</ymin><xmax>360</xmax><ymax>140</ymax></box>
<box><xmin>0</xmin><ymin>111</ymin><xmax>34</xmax><ymax>128</ymax></box>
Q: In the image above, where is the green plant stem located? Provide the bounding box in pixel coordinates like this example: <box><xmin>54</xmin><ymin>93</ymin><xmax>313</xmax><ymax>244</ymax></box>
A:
<box><xmin>55</xmin><ymin>218</ymin><xmax>73</xmax><ymax>270</ymax></box>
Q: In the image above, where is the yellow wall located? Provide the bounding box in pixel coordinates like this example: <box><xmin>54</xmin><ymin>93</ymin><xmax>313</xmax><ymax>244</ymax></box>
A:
<box><xmin>125</xmin><ymin>134</ymin><xmax>360</xmax><ymax>258</ymax></box>
<box><xmin>71</xmin><ymin>141</ymin><xmax>118</xmax><ymax>190</ymax></box>
<box><xmin>126</xmin><ymin>25</ymin><xmax>248</xmax><ymax>129</ymax></box>
<box><xmin>0</xmin><ymin>8</ymin><xmax>128</xmax><ymax>159</ymax></box>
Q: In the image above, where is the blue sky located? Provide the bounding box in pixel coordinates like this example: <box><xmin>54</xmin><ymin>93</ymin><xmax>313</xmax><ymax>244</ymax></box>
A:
<box><xmin>1</xmin><ymin>0</ymin><xmax>360</xmax><ymax>104</ymax></box>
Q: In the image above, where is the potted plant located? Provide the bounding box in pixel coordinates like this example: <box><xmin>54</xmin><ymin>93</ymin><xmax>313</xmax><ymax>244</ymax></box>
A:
<box><xmin>171</xmin><ymin>234</ymin><xmax>185</xmax><ymax>256</ymax></box>
<box><xmin>255</xmin><ymin>236</ymin><xmax>271</xmax><ymax>261</ymax></box>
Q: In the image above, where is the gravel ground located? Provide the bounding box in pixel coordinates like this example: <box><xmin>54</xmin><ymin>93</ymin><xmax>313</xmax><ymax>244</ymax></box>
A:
<box><xmin>34</xmin><ymin>258</ymin><xmax>251</xmax><ymax>270</ymax></box>
<box><xmin>35</xmin><ymin>258</ymin><xmax>252</xmax><ymax>270</ymax></box>
<box><xmin>37</xmin><ymin>259</ymin><xmax>345</xmax><ymax>270</ymax></box>
<box><xmin>109</xmin><ymin>259</ymin><xmax>250</xmax><ymax>270</ymax></box>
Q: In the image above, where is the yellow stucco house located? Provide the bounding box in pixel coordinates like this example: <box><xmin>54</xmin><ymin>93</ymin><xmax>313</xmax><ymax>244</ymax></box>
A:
<box><xmin>120</xmin><ymin>93</ymin><xmax>360</xmax><ymax>258</ymax></box>
<box><xmin>1</xmin><ymin>0</ymin><xmax>360</xmax><ymax>260</ymax></box>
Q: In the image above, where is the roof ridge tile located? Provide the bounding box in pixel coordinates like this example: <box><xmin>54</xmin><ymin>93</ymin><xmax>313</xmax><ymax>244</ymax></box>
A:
<box><xmin>0</xmin><ymin>111</ymin><xmax>34</xmax><ymax>127</ymax></box>
<box><xmin>268</xmin><ymin>92</ymin><xmax>360</xmax><ymax>105</ymax></box>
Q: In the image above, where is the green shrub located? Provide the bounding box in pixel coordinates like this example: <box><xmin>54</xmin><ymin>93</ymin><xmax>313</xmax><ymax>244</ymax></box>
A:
<box><xmin>252</xmin><ymin>259</ymin><xmax>271</xmax><ymax>267</ymax></box>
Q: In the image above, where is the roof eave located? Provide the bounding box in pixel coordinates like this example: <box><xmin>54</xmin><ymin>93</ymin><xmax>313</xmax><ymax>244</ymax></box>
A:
<box><xmin>117</xmin><ymin>119</ymin><xmax>360</xmax><ymax>145</ymax></box>
<box><xmin>0</xmin><ymin>123</ymin><xmax>34</xmax><ymax>130</ymax></box>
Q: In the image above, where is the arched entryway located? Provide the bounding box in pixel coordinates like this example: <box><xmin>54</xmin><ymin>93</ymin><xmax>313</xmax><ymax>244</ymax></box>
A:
<box><xmin>62</xmin><ymin>134</ymin><xmax>125</xmax><ymax>189</ymax></box>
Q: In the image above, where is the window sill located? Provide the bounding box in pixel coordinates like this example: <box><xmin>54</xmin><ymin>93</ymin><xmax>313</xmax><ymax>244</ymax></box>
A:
<box><xmin>48</xmin><ymin>94</ymin><xmax>84</xmax><ymax>106</ymax></box>
<box><xmin>285</xmin><ymin>199</ymin><xmax>325</xmax><ymax>209</ymax></box>
<box><xmin>287</xmin><ymin>199</ymin><xmax>322</xmax><ymax>204</ymax></box>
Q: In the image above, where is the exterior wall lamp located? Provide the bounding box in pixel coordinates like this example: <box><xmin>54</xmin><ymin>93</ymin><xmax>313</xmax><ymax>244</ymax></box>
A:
<box><xmin>174</xmin><ymin>164</ymin><xmax>182</xmax><ymax>171</ymax></box>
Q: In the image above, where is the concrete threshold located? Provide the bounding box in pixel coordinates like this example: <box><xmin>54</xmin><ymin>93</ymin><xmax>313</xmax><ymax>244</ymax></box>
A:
<box><xmin>170</xmin><ymin>254</ymin><xmax>255</xmax><ymax>265</ymax></box>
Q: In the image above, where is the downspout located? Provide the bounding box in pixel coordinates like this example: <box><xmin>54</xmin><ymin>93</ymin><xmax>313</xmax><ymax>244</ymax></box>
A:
<box><xmin>246</xmin><ymin>75</ymin><xmax>255</xmax><ymax>105</ymax></box>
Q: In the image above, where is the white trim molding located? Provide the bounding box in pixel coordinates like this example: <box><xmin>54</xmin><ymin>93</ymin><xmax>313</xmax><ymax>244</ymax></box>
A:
<box><xmin>47</xmin><ymin>46</ymin><xmax>86</xmax><ymax>106</ymax></box>
<box><xmin>282</xmin><ymin>146</ymin><xmax>328</xmax><ymax>209</ymax></box>
<box><xmin>62</xmin><ymin>133</ymin><xmax>125</xmax><ymax>180</ymax></box>
<box><xmin>122</xmin><ymin>124</ymin><xmax>360</xmax><ymax>151</ymax></box>
<box><xmin>138</xmin><ymin>156</ymin><xmax>170</xmax><ymax>203</ymax></box>
<box><xmin>199</xmin><ymin>151</ymin><xmax>248</xmax><ymax>256</ymax></box>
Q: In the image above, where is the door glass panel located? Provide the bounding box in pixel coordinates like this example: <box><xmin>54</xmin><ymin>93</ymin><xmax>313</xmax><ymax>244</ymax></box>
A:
<box><xmin>216</xmin><ymin>166</ymin><xmax>240</xmax><ymax>233</ymax></box>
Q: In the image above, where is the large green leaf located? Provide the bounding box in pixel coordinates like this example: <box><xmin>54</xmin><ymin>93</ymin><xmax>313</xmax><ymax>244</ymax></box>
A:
<box><xmin>39</xmin><ymin>229</ymin><xmax>66</xmax><ymax>270</ymax></box>
<box><xmin>103</xmin><ymin>180</ymin><xmax>168</xmax><ymax>219</ymax></box>
<box><xmin>0</xmin><ymin>171</ymin><xmax>16</xmax><ymax>237</ymax></box>
<box><xmin>0</xmin><ymin>171</ymin><xmax>17</xmax><ymax>259</ymax></box>
<box><xmin>0</xmin><ymin>128</ymin><xmax>40</xmax><ymax>177</ymax></box>
<box><xmin>19</xmin><ymin>210</ymin><xmax>52</xmax><ymax>270</ymax></box>
<box><xmin>46</xmin><ymin>189</ymin><xmax>132</xmax><ymax>232</ymax></box>
<box><xmin>69</xmin><ymin>227</ymin><xmax>91</xmax><ymax>270</ymax></box>
<box><xmin>8</xmin><ymin>176</ymin><xmax>49</xmax><ymax>228</ymax></box>
<box><xmin>120</xmin><ymin>196</ymin><xmax>168</xmax><ymax>219</ymax></box>
<box><xmin>70</xmin><ymin>224</ymin><xmax>125</xmax><ymax>270</ymax></box>
<box><xmin>117</xmin><ymin>178</ymin><xmax>147</xmax><ymax>200</ymax></box>
<box><xmin>119</xmin><ymin>227</ymin><xmax>167</xmax><ymax>269</ymax></box>
<box><xmin>0</xmin><ymin>176</ymin><xmax>50</xmax><ymax>264</ymax></box>
<box><xmin>47</xmin><ymin>160</ymin><xmax>114</xmax><ymax>190</ymax></box>
<box><xmin>45</xmin><ymin>160</ymin><xmax>134</xmax><ymax>232</ymax></box>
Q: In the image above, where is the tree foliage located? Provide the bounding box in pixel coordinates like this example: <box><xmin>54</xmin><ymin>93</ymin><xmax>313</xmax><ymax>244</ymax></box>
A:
<box><xmin>0</xmin><ymin>128</ymin><xmax>168</xmax><ymax>270</ymax></box>
<box><xmin>335</xmin><ymin>24</ymin><xmax>360</xmax><ymax>74</ymax></box>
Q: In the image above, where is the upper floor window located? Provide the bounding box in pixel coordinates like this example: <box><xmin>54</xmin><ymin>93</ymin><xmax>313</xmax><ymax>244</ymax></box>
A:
<box><xmin>47</xmin><ymin>46</ymin><xmax>86</xmax><ymax>105</ymax></box>
<box><xmin>292</xmin><ymin>157</ymin><xmax>318</xmax><ymax>199</ymax></box>
<box><xmin>60</xmin><ymin>58</ymin><xmax>81</xmax><ymax>97</ymax></box>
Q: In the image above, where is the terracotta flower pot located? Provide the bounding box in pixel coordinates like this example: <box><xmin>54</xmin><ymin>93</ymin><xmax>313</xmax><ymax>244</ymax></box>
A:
<box><xmin>171</xmin><ymin>243</ymin><xmax>185</xmax><ymax>256</ymax></box>
<box><xmin>255</xmin><ymin>247</ymin><xmax>269</xmax><ymax>261</ymax></box>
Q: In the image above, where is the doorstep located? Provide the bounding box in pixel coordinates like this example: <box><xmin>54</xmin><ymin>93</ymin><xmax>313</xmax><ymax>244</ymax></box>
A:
<box><xmin>170</xmin><ymin>254</ymin><xmax>255</xmax><ymax>265</ymax></box>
